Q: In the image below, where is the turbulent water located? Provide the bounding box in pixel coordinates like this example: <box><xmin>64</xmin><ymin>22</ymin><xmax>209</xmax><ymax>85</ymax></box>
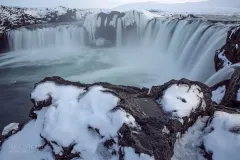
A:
<box><xmin>0</xmin><ymin>18</ymin><xmax>231</xmax><ymax>130</ymax></box>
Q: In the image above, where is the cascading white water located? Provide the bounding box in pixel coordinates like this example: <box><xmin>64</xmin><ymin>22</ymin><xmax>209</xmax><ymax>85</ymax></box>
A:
<box><xmin>5</xmin><ymin>14</ymin><xmax>231</xmax><ymax>85</ymax></box>
<box><xmin>7</xmin><ymin>25</ymin><xmax>85</xmax><ymax>51</ymax></box>
<box><xmin>126</xmin><ymin>19</ymin><xmax>230</xmax><ymax>82</ymax></box>
<box><xmin>116</xmin><ymin>18</ymin><xmax>123</xmax><ymax>47</ymax></box>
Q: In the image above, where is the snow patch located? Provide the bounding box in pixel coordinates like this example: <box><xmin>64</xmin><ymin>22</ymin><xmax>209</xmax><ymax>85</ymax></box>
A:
<box><xmin>172</xmin><ymin>117</ymin><xmax>209</xmax><ymax>160</ymax></box>
<box><xmin>162</xmin><ymin>126</ymin><xmax>170</xmax><ymax>134</ymax></box>
<box><xmin>218</xmin><ymin>51</ymin><xmax>232</xmax><ymax>68</ymax></box>
<box><xmin>124</xmin><ymin>147</ymin><xmax>154</xmax><ymax>160</ymax></box>
<box><xmin>2</xmin><ymin>123</ymin><xmax>19</xmax><ymax>136</ymax></box>
<box><xmin>203</xmin><ymin>111</ymin><xmax>240</xmax><ymax>160</ymax></box>
<box><xmin>159</xmin><ymin>84</ymin><xmax>205</xmax><ymax>118</ymax></box>
<box><xmin>211</xmin><ymin>85</ymin><xmax>226</xmax><ymax>104</ymax></box>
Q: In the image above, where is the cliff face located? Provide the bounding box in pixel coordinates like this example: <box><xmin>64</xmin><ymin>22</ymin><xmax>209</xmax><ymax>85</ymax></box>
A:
<box><xmin>0</xmin><ymin>5</ymin><xmax>98</xmax><ymax>53</ymax></box>
<box><xmin>0</xmin><ymin>5</ymin><xmax>95</xmax><ymax>34</ymax></box>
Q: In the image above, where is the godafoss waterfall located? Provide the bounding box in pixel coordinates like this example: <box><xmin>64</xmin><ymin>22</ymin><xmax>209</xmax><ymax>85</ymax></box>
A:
<box><xmin>0</xmin><ymin>9</ymin><xmax>240</xmax><ymax>160</ymax></box>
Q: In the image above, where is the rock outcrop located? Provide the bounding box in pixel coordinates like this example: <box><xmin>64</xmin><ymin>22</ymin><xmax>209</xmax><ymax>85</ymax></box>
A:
<box><xmin>1</xmin><ymin>76</ymin><xmax>240</xmax><ymax>160</ymax></box>
<box><xmin>0</xmin><ymin>77</ymin><xmax>212</xmax><ymax>160</ymax></box>
<box><xmin>215</xmin><ymin>26</ymin><xmax>240</xmax><ymax>71</ymax></box>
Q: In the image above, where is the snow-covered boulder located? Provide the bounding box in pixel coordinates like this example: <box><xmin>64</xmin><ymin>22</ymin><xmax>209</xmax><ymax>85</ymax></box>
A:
<box><xmin>151</xmin><ymin>79</ymin><xmax>212</xmax><ymax>124</ymax></box>
<box><xmin>203</xmin><ymin>110</ymin><xmax>240</xmax><ymax>160</ymax></box>
<box><xmin>0</xmin><ymin>77</ymin><xmax>214</xmax><ymax>160</ymax></box>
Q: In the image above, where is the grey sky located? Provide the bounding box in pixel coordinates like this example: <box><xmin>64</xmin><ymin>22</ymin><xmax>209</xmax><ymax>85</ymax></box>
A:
<box><xmin>0</xmin><ymin>0</ymin><xmax>239</xmax><ymax>8</ymax></box>
<box><xmin>0</xmin><ymin>0</ymin><xmax>205</xmax><ymax>8</ymax></box>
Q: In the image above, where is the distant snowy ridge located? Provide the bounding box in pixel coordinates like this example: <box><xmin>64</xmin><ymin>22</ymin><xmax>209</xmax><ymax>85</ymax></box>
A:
<box><xmin>0</xmin><ymin>5</ymin><xmax>106</xmax><ymax>34</ymax></box>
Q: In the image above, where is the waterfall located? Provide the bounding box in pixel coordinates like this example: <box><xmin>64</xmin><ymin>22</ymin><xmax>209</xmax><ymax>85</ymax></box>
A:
<box><xmin>7</xmin><ymin>25</ymin><xmax>85</xmax><ymax>51</ymax></box>
<box><xmin>6</xmin><ymin>10</ymin><xmax>232</xmax><ymax>83</ymax></box>
<box><xmin>116</xmin><ymin>18</ymin><xmax>123</xmax><ymax>47</ymax></box>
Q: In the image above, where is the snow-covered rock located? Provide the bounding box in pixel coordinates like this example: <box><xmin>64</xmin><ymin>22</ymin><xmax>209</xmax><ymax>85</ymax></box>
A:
<box><xmin>203</xmin><ymin>111</ymin><xmax>240</xmax><ymax>160</ymax></box>
<box><xmin>0</xmin><ymin>5</ymin><xmax>95</xmax><ymax>34</ymax></box>
<box><xmin>160</xmin><ymin>84</ymin><xmax>205</xmax><ymax>118</ymax></box>
<box><xmin>0</xmin><ymin>77</ymin><xmax>215</xmax><ymax>160</ymax></box>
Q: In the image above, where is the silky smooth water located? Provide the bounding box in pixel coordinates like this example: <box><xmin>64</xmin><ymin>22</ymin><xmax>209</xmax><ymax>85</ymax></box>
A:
<box><xmin>0</xmin><ymin>20</ymin><xmax>231</xmax><ymax>130</ymax></box>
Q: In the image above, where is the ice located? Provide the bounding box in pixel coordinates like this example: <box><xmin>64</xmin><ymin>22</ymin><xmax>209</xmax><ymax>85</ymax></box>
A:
<box><xmin>203</xmin><ymin>111</ymin><xmax>240</xmax><ymax>160</ymax></box>
<box><xmin>212</xmin><ymin>86</ymin><xmax>226</xmax><ymax>104</ymax></box>
<box><xmin>159</xmin><ymin>84</ymin><xmax>205</xmax><ymax>118</ymax></box>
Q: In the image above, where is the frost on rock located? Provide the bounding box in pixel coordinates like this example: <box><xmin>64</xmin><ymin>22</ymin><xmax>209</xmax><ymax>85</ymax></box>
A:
<box><xmin>159</xmin><ymin>83</ymin><xmax>205</xmax><ymax>118</ymax></box>
<box><xmin>1</xmin><ymin>123</ymin><xmax>19</xmax><ymax>136</ymax></box>
<box><xmin>211</xmin><ymin>85</ymin><xmax>226</xmax><ymax>104</ymax></box>
<box><xmin>203</xmin><ymin>111</ymin><xmax>240</xmax><ymax>160</ymax></box>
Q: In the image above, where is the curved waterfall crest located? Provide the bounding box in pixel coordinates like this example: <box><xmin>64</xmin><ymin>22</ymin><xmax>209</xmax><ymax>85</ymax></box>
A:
<box><xmin>6</xmin><ymin>10</ymin><xmax>234</xmax><ymax>83</ymax></box>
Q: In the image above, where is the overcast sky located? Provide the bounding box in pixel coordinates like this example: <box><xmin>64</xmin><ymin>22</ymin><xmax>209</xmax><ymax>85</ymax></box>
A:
<box><xmin>0</xmin><ymin>0</ymin><xmax>207</xmax><ymax>8</ymax></box>
<box><xmin>0</xmin><ymin>0</ymin><xmax>239</xmax><ymax>8</ymax></box>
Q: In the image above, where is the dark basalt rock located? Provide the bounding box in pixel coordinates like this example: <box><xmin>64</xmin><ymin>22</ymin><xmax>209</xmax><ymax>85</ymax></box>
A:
<box><xmin>218</xmin><ymin>68</ymin><xmax>240</xmax><ymax>108</ymax></box>
<box><xmin>215</xmin><ymin>26</ymin><xmax>240</xmax><ymax>71</ymax></box>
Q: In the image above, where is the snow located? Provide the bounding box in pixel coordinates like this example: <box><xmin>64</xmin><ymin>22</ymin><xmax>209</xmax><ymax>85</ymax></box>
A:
<box><xmin>203</xmin><ymin>111</ymin><xmax>240</xmax><ymax>160</ymax></box>
<box><xmin>0</xmin><ymin>5</ymin><xmax>93</xmax><ymax>33</ymax></box>
<box><xmin>124</xmin><ymin>147</ymin><xmax>154</xmax><ymax>160</ymax></box>
<box><xmin>162</xmin><ymin>126</ymin><xmax>170</xmax><ymax>134</ymax></box>
<box><xmin>172</xmin><ymin>117</ymin><xmax>209</xmax><ymax>160</ymax></box>
<box><xmin>109</xmin><ymin>15</ymin><xmax>118</xmax><ymax>27</ymax></box>
<box><xmin>217</xmin><ymin>51</ymin><xmax>232</xmax><ymax>69</ymax></box>
<box><xmin>1</xmin><ymin>81</ymin><xmax>141</xmax><ymax>160</ymax></box>
<box><xmin>159</xmin><ymin>84</ymin><xmax>205</xmax><ymax>118</ymax></box>
<box><xmin>237</xmin><ymin>88</ymin><xmax>240</xmax><ymax>101</ymax></box>
<box><xmin>121</xmin><ymin>10</ymin><xmax>157</xmax><ymax>35</ymax></box>
<box><xmin>211</xmin><ymin>85</ymin><xmax>226</xmax><ymax>104</ymax></box>
<box><xmin>0</xmin><ymin>108</ymin><xmax>53</xmax><ymax>160</ymax></box>
<box><xmin>2</xmin><ymin>123</ymin><xmax>19</xmax><ymax>136</ymax></box>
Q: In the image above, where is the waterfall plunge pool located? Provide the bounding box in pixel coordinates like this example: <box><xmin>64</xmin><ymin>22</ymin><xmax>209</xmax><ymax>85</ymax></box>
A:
<box><xmin>0</xmin><ymin>20</ymin><xmax>230</xmax><ymax>130</ymax></box>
